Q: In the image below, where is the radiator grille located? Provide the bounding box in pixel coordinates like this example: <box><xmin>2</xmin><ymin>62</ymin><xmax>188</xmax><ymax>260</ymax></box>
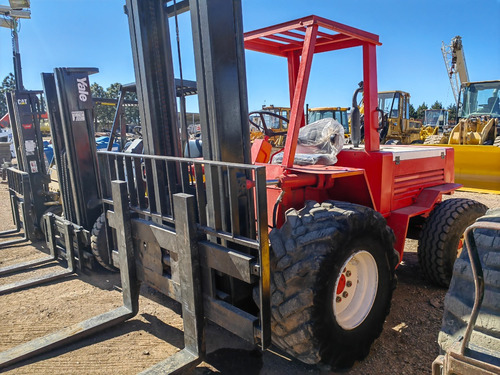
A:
<box><xmin>393</xmin><ymin>169</ymin><xmax>445</xmax><ymax>201</ymax></box>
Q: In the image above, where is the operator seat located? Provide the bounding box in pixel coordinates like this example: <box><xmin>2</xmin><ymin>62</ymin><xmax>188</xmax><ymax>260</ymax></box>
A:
<box><xmin>485</xmin><ymin>97</ymin><xmax>496</xmax><ymax>113</ymax></box>
<box><xmin>489</xmin><ymin>97</ymin><xmax>499</xmax><ymax>114</ymax></box>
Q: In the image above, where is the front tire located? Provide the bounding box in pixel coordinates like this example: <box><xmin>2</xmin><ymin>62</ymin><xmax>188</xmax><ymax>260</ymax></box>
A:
<box><xmin>418</xmin><ymin>198</ymin><xmax>488</xmax><ymax>287</ymax></box>
<box><xmin>91</xmin><ymin>213</ymin><xmax>118</xmax><ymax>272</ymax></box>
<box><xmin>269</xmin><ymin>201</ymin><xmax>398</xmax><ymax>369</ymax></box>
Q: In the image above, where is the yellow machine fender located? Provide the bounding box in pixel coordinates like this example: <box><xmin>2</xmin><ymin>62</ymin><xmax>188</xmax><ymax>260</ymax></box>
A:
<box><xmin>448</xmin><ymin>144</ymin><xmax>500</xmax><ymax>193</ymax></box>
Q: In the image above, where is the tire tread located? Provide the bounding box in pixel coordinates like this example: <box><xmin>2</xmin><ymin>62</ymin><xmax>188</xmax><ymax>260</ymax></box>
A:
<box><xmin>90</xmin><ymin>213</ymin><xmax>117</xmax><ymax>272</ymax></box>
<box><xmin>439</xmin><ymin>209</ymin><xmax>500</xmax><ymax>356</ymax></box>
<box><xmin>418</xmin><ymin>198</ymin><xmax>488</xmax><ymax>287</ymax></box>
<box><xmin>269</xmin><ymin>201</ymin><xmax>398</xmax><ymax>368</ymax></box>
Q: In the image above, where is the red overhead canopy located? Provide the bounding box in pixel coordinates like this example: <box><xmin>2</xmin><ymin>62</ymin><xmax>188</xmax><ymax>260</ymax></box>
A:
<box><xmin>244</xmin><ymin>15</ymin><xmax>381</xmax><ymax>57</ymax></box>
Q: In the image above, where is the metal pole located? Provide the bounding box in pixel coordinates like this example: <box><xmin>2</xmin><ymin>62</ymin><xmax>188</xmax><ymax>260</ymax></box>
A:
<box><xmin>11</xmin><ymin>18</ymin><xmax>24</xmax><ymax>91</ymax></box>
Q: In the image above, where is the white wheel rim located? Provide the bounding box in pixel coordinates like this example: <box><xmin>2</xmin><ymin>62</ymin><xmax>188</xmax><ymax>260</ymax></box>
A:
<box><xmin>333</xmin><ymin>250</ymin><xmax>378</xmax><ymax>330</ymax></box>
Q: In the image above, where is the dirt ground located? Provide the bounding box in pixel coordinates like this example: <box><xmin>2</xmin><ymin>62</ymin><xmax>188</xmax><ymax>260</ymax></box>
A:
<box><xmin>0</xmin><ymin>181</ymin><xmax>498</xmax><ymax>375</ymax></box>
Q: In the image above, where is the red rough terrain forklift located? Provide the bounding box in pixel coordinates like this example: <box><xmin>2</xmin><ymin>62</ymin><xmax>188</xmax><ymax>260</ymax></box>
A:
<box><xmin>0</xmin><ymin>1</ymin><xmax>487</xmax><ymax>372</ymax></box>
<box><xmin>243</xmin><ymin>15</ymin><xmax>487</xmax><ymax>367</ymax></box>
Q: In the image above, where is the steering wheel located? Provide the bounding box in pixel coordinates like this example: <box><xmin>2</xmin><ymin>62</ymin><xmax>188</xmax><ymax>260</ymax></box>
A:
<box><xmin>248</xmin><ymin>111</ymin><xmax>289</xmax><ymax>138</ymax></box>
<box><xmin>374</xmin><ymin>108</ymin><xmax>389</xmax><ymax>143</ymax></box>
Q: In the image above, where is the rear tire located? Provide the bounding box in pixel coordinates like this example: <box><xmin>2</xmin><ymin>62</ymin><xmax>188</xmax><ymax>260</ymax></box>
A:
<box><xmin>269</xmin><ymin>201</ymin><xmax>398</xmax><ymax>369</ymax></box>
<box><xmin>91</xmin><ymin>213</ymin><xmax>118</xmax><ymax>272</ymax></box>
<box><xmin>438</xmin><ymin>208</ymin><xmax>500</xmax><ymax>357</ymax></box>
<box><xmin>418</xmin><ymin>198</ymin><xmax>488</xmax><ymax>287</ymax></box>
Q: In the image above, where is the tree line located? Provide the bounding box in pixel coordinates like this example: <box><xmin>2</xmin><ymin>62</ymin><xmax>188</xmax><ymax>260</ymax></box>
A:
<box><xmin>90</xmin><ymin>82</ymin><xmax>139</xmax><ymax>132</ymax></box>
<box><xmin>0</xmin><ymin>73</ymin><xmax>139</xmax><ymax>132</ymax></box>
<box><xmin>409</xmin><ymin>100</ymin><xmax>458</xmax><ymax>123</ymax></box>
<box><xmin>0</xmin><ymin>73</ymin><xmax>16</xmax><ymax>116</ymax></box>
<box><xmin>1</xmin><ymin>73</ymin><xmax>459</xmax><ymax>127</ymax></box>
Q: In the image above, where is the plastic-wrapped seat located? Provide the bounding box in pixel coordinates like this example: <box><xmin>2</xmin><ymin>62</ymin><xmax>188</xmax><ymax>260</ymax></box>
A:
<box><xmin>272</xmin><ymin>118</ymin><xmax>344</xmax><ymax>166</ymax></box>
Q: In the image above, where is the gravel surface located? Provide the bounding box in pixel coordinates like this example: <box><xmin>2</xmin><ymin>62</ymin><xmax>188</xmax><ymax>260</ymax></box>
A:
<box><xmin>0</xmin><ymin>181</ymin><xmax>498</xmax><ymax>374</ymax></box>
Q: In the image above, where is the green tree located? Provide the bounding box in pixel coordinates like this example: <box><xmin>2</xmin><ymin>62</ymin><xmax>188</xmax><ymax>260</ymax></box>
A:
<box><xmin>106</xmin><ymin>82</ymin><xmax>121</xmax><ymax>98</ymax></box>
<box><xmin>90</xmin><ymin>82</ymin><xmax>109</xmax><ymax>131</ymax></box>
<box><xmin>103</xmin><ymin>83</ymin><xmax>122</xmax><ymax>131</ymax></box>
<box><xmin>447</xmin><ymin>103</ymin><xmax>457</xmax><ymax>123</ymax></box>
<box><xmin>409</xmin><ymin>104</ymin><xmax>417</xmax><ymax>119</ymax></box>
<box><xmin>123</xmin><ymin>90</ymin><xmax>139</xmax><ymax>126</ymax></box>
<box><xmin>431</xmin><ymin>100</ymin><xmax>443</xmax><ymax>110</ymax></box>
<box><xmin>91</xmin><ymin>82</ymin><xmax>140</xmax><ymax>132</ymax></box>
<box><xmin>416</xmin><ymin>102</ymin><xmax>428</xmax><ymax>120</ymax></box>
<box><xmin>0</xmin><ymin>73</ymin><xmax>16</xmax><ymax>118</ymax></box>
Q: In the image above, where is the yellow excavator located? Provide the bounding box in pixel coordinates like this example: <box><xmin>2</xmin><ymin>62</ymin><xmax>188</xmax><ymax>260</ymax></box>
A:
<box><xmin>445</xmin><ymin>80</ymin><xmax>500</xmax><ymax>192</ymax></box>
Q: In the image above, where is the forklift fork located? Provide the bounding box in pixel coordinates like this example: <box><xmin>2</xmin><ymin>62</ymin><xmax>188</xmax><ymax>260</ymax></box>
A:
<box><xmin>0</xmin><ymin>214</ymin><xmax>77</xmax><ymax>295</ymax></box>
<box><xmin>0</xmin><ymin>181</ymin><xmax>204</xmax><ymax>372</ymax></box>
<box><xmin>0</xmin><ymin>181</ymin><xmax>138</xmax><ymax>368</ymax></box>
<box><xmin>0</xmin><ymin>169</ymin><xmax>32</xmax><ymax>248</ymax></box>
<box><xmin>0</xmin><ymin>167</ymin><xmax>84</xmax><ymax>294</ymax></box>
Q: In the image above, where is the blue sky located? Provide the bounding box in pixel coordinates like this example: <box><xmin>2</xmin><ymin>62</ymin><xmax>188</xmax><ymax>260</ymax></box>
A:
<box><xmin>1</xmin><ymin>0</ymin><xmax>499</xmax><ymax>115</ymax></box>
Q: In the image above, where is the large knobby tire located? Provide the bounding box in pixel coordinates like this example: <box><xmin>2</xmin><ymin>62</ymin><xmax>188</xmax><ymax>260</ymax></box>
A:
<box><xmin>494</xmin><ymin>136</ymin><xmax>500</xmax><ymax>147</ymax></box>
<box><xmin>268</xmin><ymin>201</ymin><xmax>399</xmax><ymax>370</ymax></box>
<box><xmin>91</xmin><ymin>213</ymin><xmax>118</xmax><ymax>272</ymax></box>
<box><xmin>40</xmin><ymin>205</ymin><xmax>63</xmax><ymax>240</ymax></box>
<box><xmin>418</xmin><ymin>198</ymin><xmax>488</xmax><ymax>287</ymax></box>
<box><xmin>438</xmin><ymin>208</ymin><xmax>500</xmax><ymax>358</ymax></box>
<box><xmin>424</xmin><ymin>134</ymin><xmax>447</xmax><ymax>144</ymax></box>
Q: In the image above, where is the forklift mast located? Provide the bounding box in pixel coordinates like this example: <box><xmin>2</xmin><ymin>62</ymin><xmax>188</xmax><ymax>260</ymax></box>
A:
<box><xmin>189</xmin><ymin>0</ymin><xmax>251</xmax><ymax>163</ymax></box>
<box><xmin>42</xmin><ymin>68</ymin><xmax>102</xmax><ymax>230</ymax></box>
<box><xmin>126</xmin><ymin>0</ymin><xmax>250</xmax><ymax>164</ymax></box>
<box><xmin>5</xmin><ymin>90</ymin><xmax>49</xmax><ymax>238</ymax></box>
<box><xmin>125</xmin><ymin>0</ymin><xmax>181</xmax><ymax>157</ymax></box>
<box><xmin>125</xmin><ymin>0</ymin><xmax>254</xmax><ymax>239</ymax></box>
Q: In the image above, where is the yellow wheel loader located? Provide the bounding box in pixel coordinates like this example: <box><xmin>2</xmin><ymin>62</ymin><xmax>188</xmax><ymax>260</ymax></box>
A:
<box><xmin>424</xmin><ymin>81</ymin><xmax>500</xmax><ymax>192</ymax></box>
<box><xmin>422</xmin><ymin>109</ymin><xmax>450</xmax><ymax>144</ymax></box>
<box><xmin>449</xmin><ymin>81</ymin><xmax>499</xmax><ymax>145</ymax></box>
<box><xmin>378</xmin><ymin>90</ymin><xmax>423</xmax><ymax>144</ymax></box>
<box><xmin>306</xmin><ymin>106</ymin><xmax>351</xmax><ymax>141</ymax></box>
<box><xmin>249</xmin><ymin>105</ymin><xmax>290</xmax><ymax>147</ymax></box>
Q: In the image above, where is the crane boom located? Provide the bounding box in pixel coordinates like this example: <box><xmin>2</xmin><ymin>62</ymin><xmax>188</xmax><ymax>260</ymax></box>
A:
<box><xmin>442</xmin><ymin>36</ymin><xmax>469</xmax><ymax>106</ymax></box>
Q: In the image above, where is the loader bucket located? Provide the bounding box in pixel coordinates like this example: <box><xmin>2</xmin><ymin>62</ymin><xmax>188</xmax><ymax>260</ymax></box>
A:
<box><xmin>450</xmin><ymin>144</ymin><xmax>500</xmax><ymax>193</ymax></box>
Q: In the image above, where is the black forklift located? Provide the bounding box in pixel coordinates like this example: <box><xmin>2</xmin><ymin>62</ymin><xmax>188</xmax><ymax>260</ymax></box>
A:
<box><xmin>0</xmin><ymin>70</ymin><xmax>111</xmax><ymax>294</ymax></box>
<box><xmin>1</xmin><ymin>65</ymin><xmax>198</xmax><ymax>292</ymax></box>
<box><xmin>1</xmin><ymin>1</ymin><xmax>267</xmax><ymax>371</ymax></box>
<box><xmin>0</xmin><ymin>89</ymin><xmax>58</xmax><ymax>248</ymax></box>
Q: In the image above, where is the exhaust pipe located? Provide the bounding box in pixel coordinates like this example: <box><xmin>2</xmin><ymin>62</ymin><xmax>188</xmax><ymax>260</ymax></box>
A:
<box><xmin>351</xmin><ymin>81</ymin><xmax>363</xmax><ymax>148</ymax></box>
